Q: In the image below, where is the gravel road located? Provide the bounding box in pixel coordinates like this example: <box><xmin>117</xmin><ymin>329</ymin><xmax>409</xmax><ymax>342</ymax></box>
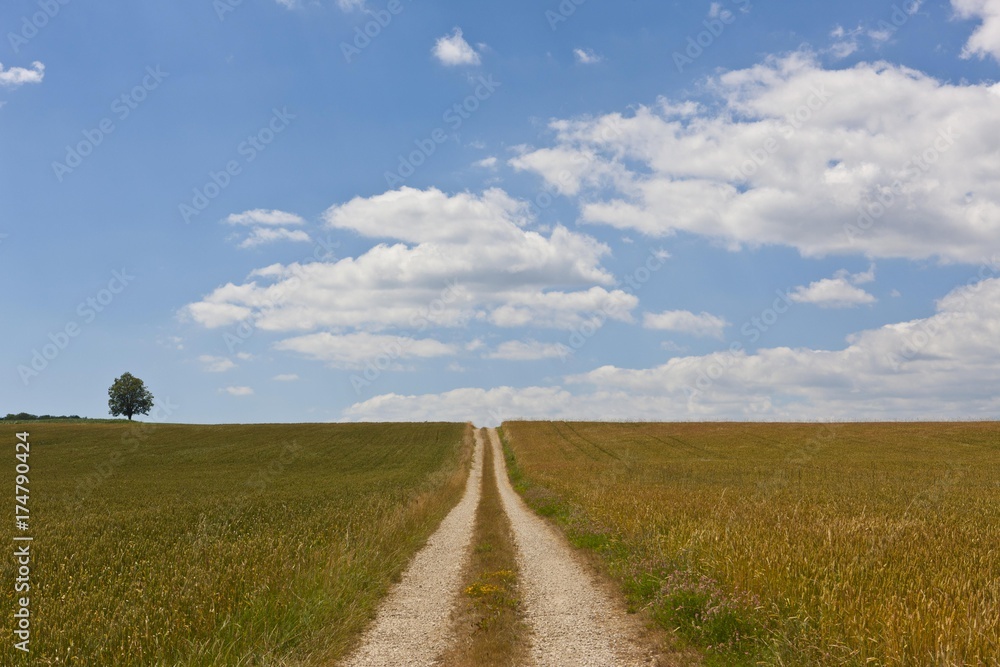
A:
<box><xmin>487</xmin><ymin>428</ymin><xmax>655</xmax><ymax>666</ymax></box>
<box><xmin>340</xmin><ymin>430</ymin><xmax>483</xmax><ymax>667</ymax></box>
<box><xmin>340</xmin><ymin>428</ymin><xmax>657</xmax><ymax>666</ymax></box>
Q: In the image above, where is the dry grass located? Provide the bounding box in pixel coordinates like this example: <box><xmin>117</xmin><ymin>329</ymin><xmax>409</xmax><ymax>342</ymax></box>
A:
<box><xmin>442</xmin><ymin>428</ymin><xmax>528</xmax><ymax>667</ymax></box>
<box><xmin>501</xmin><ymin>421</ymin><xmax>1000</xmax><ymax>666</ymax></box>
<box><xmin>0</xmin><ymin>421</ymin><xmax>472</xmax><ymax>666</ymax></box>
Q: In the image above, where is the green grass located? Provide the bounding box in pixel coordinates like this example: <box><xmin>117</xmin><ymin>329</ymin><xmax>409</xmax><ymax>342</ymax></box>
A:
<box><xmin>1</xmin><ymin>421</ymin><xmax>471</xmax><ymax>666</ymax></box>
<box><xmin>501</xmin><ymin>421</ymin><xmax>1000</xmax><ymax>666</ymax></box>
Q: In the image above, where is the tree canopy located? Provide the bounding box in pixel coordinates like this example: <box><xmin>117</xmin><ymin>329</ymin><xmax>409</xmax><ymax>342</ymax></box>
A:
<box><xmin>108</xmin><ymin>372</ymin><xmax>154</xmax><ymax>421</ymax></box>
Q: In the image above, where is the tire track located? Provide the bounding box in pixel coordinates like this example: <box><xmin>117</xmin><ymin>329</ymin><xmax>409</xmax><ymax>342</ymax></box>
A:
<box><xmin>487</xmin><ymin>428</ymin><xmax>655</xmax><ymax>666</ymax></box>
<box><xmin>340</xmin><ymin>430</ymin><xmax>483</xmax><ymax>666</ymax></box>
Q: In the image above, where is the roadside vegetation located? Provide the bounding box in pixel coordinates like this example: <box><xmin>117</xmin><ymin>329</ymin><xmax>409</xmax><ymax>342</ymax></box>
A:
<box><xmin>500</xmin><ymin>421</ymin><xmax>1000</xmax><ymax>666</ymax></box>
<box><xmin>442</xmin><ymin>428</ymin><xmax>528</xmax><ymax>667</ymax></box>
<box><xmin>1</xmin><ymin>421</ymin><xmax>472</xmax><ymax>666</ymax></box>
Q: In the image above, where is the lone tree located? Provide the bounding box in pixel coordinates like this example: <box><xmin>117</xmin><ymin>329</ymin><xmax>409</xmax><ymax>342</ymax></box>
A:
<box><xmin>108</xmin><ymin>372</ymin><xmax>154</xmax><ymax>421</ymax></box>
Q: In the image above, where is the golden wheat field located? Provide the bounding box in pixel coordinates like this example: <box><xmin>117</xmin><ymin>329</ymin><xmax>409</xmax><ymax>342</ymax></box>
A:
<box><xmin>500</xmin><ymin>421</ymin><xmax>1000</xmax><ymax>666</ymax></box>
<box><xmin>1</xmin><ymin>421</ymin><xmax>471</xmax><ymax>666</ymax></box>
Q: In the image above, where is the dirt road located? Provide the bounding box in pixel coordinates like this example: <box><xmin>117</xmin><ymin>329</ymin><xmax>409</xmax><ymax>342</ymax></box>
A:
<box><xmin>340</xmin><ymin>431</ymin><xmax>483</xmax><ymax>666</ymax></box>
<box><xmin>340</xmin><ymin>428</ymin><xmax>655</xmax><ymax>666</ymax></box>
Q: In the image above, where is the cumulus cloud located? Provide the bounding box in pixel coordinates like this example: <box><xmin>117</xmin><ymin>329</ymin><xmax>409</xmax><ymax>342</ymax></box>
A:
<box><xmin>273</xmin><ymin>373</ymin><xmax>299</xmax><ymax>381</ymax></box>
<box><xmin>274</xmin><ymin>332</ymin><xmax>456</xmax><ymax>369</ymax></box>
<box><xmin>485</xmin><ymin>340</ymin><xmax>571</xmax><ymax>361</ymax></box>
<box><xmin>344</xmin><ymin>386</ymin><xmax>575</xmax><ymax>426</ymax></box>
<box><xmin>185</xmin><ymin>187</ymin><xmax>628</xmax><ymax>334</ymax></box>
<box><xmin>789</xmin><ymin>266</ymin><xmax>877</xmax><ymax>308</ymax></box>
<box><xmin>432</xmin><ymin>28</ymin><xmax>481</xmax><ymax>66</ymax></box>
<box><xmin>223</xmin><ymin>386</ymin><xmax>254</xmax><ymax>397</ymax></box>
<box><xmin>643</xmin><ymin>310</ymin><xmax>729</xmax><ymax>339</ymax></box>
<box><xmin>953</xmin><ymin>0</ymin><xmax>1000</xmax><ymax>60</ymax></box>
<box><xmin>0</xmin><ymin>61</ymin><xmax>44</xmax><ymax>88</ymax></box>
<box><xmin>222</xmin><ymin>209</ymin><xmax>309</xmax><ymax>248</ymax></box>
<box><xmin>512</xmin><ymin>51</ymin><xmax>1000</xmax><ymax>263</ymax></box>
<box><xmin>345</xmin><ymin>270</ymin><xmax>1000</xmax><ymax>423</ymax></box>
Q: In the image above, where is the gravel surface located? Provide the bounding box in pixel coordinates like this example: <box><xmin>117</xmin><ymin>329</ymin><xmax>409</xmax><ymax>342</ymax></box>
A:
<box><xmin>488</xmin><ymin>428</ymin><xmax>655</xmax><ymax>666</ymax></box>
<box><xmin>340</xmin><ymin>431</ymin><xmax>483</xmax><ymax>667</ymax></box>
<box><xmin>340</xmin><ymin>429</ymin><xmax>658</xmax><ymax>666</ymax></box>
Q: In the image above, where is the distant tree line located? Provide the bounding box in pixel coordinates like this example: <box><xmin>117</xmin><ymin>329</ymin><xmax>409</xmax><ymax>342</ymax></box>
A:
<box><xmin>2</xmin><ymin>413</ymin><xmax>83</xmax><ymax>421</ymax></box>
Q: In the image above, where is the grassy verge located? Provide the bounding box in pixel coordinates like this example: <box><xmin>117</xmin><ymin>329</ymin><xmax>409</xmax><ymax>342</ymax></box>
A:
<box><xmin>1</xmin><ymin>421</ymin><xmax>473</xmax><ymax>666</ymax></box>
<box><xmin>442</xmin><ymin>428</ymin><xmax>527</xmax><ymax>667</ymax></box>
<box><xmin>500</xmin><ymin>421</ymin><xmax>1000</xmax><ymax>666</ymax></box>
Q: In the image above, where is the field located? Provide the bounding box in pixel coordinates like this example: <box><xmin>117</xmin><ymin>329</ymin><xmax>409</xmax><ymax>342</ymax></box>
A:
<box><xmin>500</xmin><ymin>421</ymin><xmax>1000</xmax><ymax>666</ymax></box>
<box><xmin>1</xmin><ymin>421</ymin><xmax>471</xmax><ymax>666</ymax></box>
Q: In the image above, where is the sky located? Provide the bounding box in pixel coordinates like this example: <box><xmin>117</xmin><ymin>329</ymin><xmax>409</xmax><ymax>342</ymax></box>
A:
<box><xmin>2</xmin><ymin>0</ymin><xmax>999</xmax><ymax>426</ymax></box>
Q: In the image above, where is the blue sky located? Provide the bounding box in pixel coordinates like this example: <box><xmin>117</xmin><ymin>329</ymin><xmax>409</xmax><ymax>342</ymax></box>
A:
<box><xmin>2</xmin><ymin>0</ymin><xmax>999</xmax><ymax>425</ymax></box>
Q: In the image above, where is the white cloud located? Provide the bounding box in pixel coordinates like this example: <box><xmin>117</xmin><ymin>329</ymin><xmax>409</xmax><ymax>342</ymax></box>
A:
<box><xmin>184</xmin><ymin>187</ymin><xmax>626</xmax><ymax>334</ymax></box>
<box><xmin>474</xmin><ymin>156</ymin><xmax>498</xmax><ymax>169</ymax></box>
<box><xmin>345</xmin><ymin>272</ymin><xmax>1000</xmax><ymax>423</ymax></box>
<box><xmin>225</xmin><ymin>209</ymin><xmax>305</xmax><ymax>226</ymax></box>
<box><xmin>953</xmin><ymin>0</ymin><xmax>1000</xmax><ymax>61</ymax></box>
<box><xmin>433</xmin><ymin>28</ymin><xmax>481</xmax><ymax>66</ymax></box>
<box><xmin>488</xmin><ymin>287</ymin><xmax>636</xmax><ymax>329</ymax></box>
<box><xmin>273</xmin><ymin>373</ymin><xmax>300</xmax><ymax>381</ymax></box>
<box><xmin>274</xmin><ymin>332</ymin><xmax>456</xmax><ymax>369</ymax></box>
<box><xmin>344</xmin><ymin>386</ymin><xmax>575</xmax><ymax>426</ymax></box>
<box><xmin>238</xmin><ymin>227</ymin><xmax>311</xmax><ymax>249</ymax></box>
<box><xmin>199</xmin><ymin>355</ymin><xmax>237</xmax><ymax>372</ymax></box>
<box><xmin>0</xmin><ymin>61</ymin><xmax>44</xmax><ymax>88</ymax></box>
<box><xmin>643</xmin><ymin>310</ymin><xmax>729</xmax><ymax>339</ymax></box>
<box><xmin>573</xmin><ymin>48</ymin><xmax>603</xmax><ymax>65</ymax></box>
<box><xmin>223</xmin><ymin>386</ymin><xmax>254</xmax><ymax>397</ymax></box>
<box><xmin>789</xmin><ymin>279</ymin><xmax>876</xmax><ymax>308</ymax></box>
<box><xmin>789</xmin><ymin>267</ymin><xmax>877</xmax><ymax>308</ymax></box>
<box><xmin>335</xmin><ymin>0</ymin><xmax>365</xmax><ymax>10</ymax></box>
<box><xmin>485</xmin><ymin>340</ymin><xmax>571</xmax><ymax>361</ymax></box>
<box><xmin>512</xmin><ymin>52</ymin><xmax>1000</xmax><ymax>263</ymax></box>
